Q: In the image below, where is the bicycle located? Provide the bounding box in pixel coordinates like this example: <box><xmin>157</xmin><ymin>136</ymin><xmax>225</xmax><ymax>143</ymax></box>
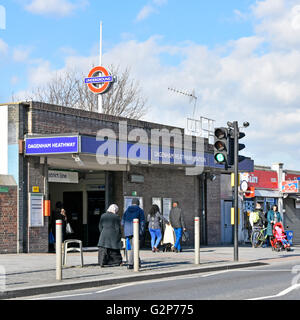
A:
<box><xmin>251</xmin><ymin>226</ymin><xmax>267</xmax><ymax>248</ymax></box>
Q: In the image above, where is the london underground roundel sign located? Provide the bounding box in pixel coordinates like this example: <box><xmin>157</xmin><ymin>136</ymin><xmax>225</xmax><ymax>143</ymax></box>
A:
<box><xmin>85</xmin><ymin>66</ymin><xmax>113</xmax><ymax>94</ymax></box>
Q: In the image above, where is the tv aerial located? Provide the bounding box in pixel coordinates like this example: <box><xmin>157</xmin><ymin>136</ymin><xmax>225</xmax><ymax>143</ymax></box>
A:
<box><xmin>168</xmin><ymin>87</ymin><xmax>198</xmax><ymax>118</ymax></box>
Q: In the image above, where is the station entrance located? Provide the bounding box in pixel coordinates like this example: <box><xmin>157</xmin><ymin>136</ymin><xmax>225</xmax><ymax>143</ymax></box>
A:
<box><xmin>49</xmin><ymin>171</ymin><xmax>108</xmax><ymax>247</ymax></box>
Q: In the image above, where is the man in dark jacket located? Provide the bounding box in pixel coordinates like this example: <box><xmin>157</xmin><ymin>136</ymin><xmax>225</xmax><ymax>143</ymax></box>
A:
<box><xmin>121</xmin><ymin>198</ymin><xmax>145</xmax><ymax>269</ymax></box>
<box><xmin>169</xmin><ymin>201</ymin><xmax>186</xmax><ymax>252</ymax></box>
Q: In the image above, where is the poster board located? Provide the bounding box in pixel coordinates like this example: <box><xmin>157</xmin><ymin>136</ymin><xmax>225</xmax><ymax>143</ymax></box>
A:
<box><xmin>152</xmin><ymin>197</ymin><xmax>162</xmax><ymax>212</ymax></box>
<box><xmin>124</xmin><ymin>196</ymin><xmax>144</xmax><ymax>211</ymax></box>
<box><xmin>28</xmin><ymin>193</ymin><xmax>44</xmax><ymax>227</ymax></box>
<box><xmin>162</xmin><ymin>198</ymin><xmax>172</xmax><ymax>220</ymax></box>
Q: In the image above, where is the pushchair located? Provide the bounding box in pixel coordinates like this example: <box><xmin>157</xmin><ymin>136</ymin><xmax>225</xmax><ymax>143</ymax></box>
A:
<box><xmin>270</xmin><ymin>222</ymin><xmax>291</xmax><ymax>252</ymax></box>
<box><xmin>162</xmin><ymin>223</ymin><xmax>175</xmax><ymax>252</ymax></box>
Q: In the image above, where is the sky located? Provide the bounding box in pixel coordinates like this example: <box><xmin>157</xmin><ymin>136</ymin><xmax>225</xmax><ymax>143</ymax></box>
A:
<box><xmin>1</xmin><ymin>0</ymin><xmax>300</xmax><ymax>171</ymax></box>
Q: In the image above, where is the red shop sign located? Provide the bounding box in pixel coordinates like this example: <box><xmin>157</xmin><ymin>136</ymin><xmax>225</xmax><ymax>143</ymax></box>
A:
<box><xmin>247</xmin><ymin>170</ymin><xmax>278</xmax><ymax>189</ymax></box>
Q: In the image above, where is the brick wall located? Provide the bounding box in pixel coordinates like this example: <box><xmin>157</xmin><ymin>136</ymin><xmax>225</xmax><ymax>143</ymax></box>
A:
<box><xmin>0</xmin><ymin>186</ymin><xmax>17</xmax><ymax>253</ymax></box>
<box><xmin>206</xmin><ymin>174</ymin><xmax>221</xmax><ymax>245</ymax></box>
<box><xmin>121</xmin><ymin>166</ymin><xmax>200</xmax><ymax>246</ymax></box>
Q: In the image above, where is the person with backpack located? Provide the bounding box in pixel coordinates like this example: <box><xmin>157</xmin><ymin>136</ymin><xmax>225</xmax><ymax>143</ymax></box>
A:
<box><xmin>121</xmin><ymin>198</ymin><xmax>145</xmax><ymax>269</ymax></box>
<box><xmin>250</xmin><ymin>203</ymin><xmax>267</xmax><ymax>229</ymax></box>
<box><xmin>250</xmin><ymin>203</ymin><xmax>268</xmax><ymax>246</ymax></box>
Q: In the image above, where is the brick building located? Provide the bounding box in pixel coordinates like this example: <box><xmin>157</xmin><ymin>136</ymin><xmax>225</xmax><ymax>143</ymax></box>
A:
<box><xmin>0</xmin><ymin>101</ymin><xmax>253</xmax><ymax>253</ymax></box>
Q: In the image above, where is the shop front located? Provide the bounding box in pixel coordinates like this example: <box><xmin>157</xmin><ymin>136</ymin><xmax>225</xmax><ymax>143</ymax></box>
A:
<box><xmin>241</xmin><ymin>168</ymin><xmax>280</xmax><ymax>243</ymax></box>
<box><xmin>282</xmin><ymin>172</ymin><xmax>300</xmax><ymax>244</ymax></box>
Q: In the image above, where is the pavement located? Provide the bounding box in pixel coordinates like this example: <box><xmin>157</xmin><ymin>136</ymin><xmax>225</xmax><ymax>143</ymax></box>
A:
<box><xmin>1</xmin><ymin>244</ymin><xmax>300</xmax><ymax>299</ymax></box>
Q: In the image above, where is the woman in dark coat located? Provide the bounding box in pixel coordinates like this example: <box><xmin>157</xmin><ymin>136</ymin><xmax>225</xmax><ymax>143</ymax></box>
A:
<box><xmin>98</xmin><ymin>204</ymin><xmax>123</xmax><ymax>267</ymax></box>
<box><xmin>267</xmin><ymin>205</ymin><xmax>282</xmax><ymax>237</ymax></box>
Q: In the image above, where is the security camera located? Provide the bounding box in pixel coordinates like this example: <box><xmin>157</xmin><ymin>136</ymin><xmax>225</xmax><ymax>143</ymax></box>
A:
<box><xmin>243</xmin><ymin>121</ymin><xmax>250</xmax><ymax>128</ymax></box>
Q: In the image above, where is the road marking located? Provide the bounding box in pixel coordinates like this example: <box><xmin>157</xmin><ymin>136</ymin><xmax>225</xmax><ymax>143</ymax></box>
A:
<box><xmin>95</xmin><ymin>283</ymin><xmax>136</xmax><ymax>294</ymax></box>
<box><xmin>200</xmin><ymin>270</ymin><xmax>230</xmax><ymax>277</ymax></box>
<box><xmin>30</xmin><ymin>283</ymin><xmax>137</xmax><ymax>300</ymax></box>
<box><xmin>247</xmin><ymin>284</ymin><xmax>300</xmax><ymax>300</ymax></box>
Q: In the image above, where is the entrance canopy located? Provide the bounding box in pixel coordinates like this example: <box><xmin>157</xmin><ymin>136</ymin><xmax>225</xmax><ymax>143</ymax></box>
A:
<box><xmin>24</xmin><ymin>134</ymin><xmax>254</xmax><ymax>172</ymax></box>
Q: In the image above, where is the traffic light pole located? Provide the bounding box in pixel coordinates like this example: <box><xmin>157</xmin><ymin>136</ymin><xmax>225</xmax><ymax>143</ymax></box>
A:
<box><xmin>233</xmin><ymin>121</ymin><xmax>239</xmax><ymax>262</ymax></box>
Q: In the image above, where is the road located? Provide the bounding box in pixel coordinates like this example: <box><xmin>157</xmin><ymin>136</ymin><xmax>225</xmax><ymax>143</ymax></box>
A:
<box><xmin>23</xmin><ymin>259</ymin><xmax>300</xmax><ymax>301</ymax></box>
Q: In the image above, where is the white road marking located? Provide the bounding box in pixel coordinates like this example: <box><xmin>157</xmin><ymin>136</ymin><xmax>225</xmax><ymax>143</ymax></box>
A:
<box><xmin>30</xmin><ymin>283</ymin><xmax>135</xmax><ymax>300</ymax></box>
<box><xmin>200</xmin><ymin>270</ymin><xmax>230</xmax><ymax>277</ymax></box>
<box><xmin>247</xmin><ymin>284</ymin><xmax>300</xmax><ymax>300</ymax></box>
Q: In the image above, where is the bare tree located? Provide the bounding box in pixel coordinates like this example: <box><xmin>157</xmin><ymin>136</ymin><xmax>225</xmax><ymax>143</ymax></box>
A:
<box><xmin>27</xmin><ymin>65</ymin><xmax>147</xmax><ymax>120</ymax></box>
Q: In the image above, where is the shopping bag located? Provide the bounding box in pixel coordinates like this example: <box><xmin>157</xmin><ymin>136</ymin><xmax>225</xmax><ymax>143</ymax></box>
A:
<box><xmin>162</xmin><ymin>224</ymin><xmax>175</xmax><ymax>245</ymax></box>
<box><xmin>49</xmin><ymin>231</ymin><xmax>55</xmax><ymax>244</ymax></box>
<box><xmin>66</xmin><ymin>222</ymin><xmax>74</xmax><ymax>234</ymax></box>
<box><xmin>182</xmin><ymin>230</ymin><xmax>190</xmax><ymax>242</ymax></box>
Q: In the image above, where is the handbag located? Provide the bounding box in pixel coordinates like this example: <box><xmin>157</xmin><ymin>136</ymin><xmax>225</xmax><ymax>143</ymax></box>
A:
<box><xmin>49</xmin><ymin>231</ymin><xmax>55</xmax><ymax>244</ymax></box>
<box><xmin>182</xmin><ymin>230</ymin><xmax>190</xmax><ymax>242</ymax></box>
<box><xmin>66</xmin><ymin>222</ymin><xmax>74</xmax><ymax>234</ymax></box>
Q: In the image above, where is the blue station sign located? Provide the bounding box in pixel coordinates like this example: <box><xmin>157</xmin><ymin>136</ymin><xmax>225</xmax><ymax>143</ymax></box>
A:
<box><xmin>25</xmin><ymin>136</ymin><xmax>80</xmax><ymax>155</ymax></box>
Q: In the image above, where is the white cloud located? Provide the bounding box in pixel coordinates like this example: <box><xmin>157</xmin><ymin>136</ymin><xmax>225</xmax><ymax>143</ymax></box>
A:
<box><xmin>24</xmin><ymin>0</ymin><xmax>88</xmax><ymax>17</ymax></box>
<box><xmin>252</xmin><ymin>0</ymin><xmax>300</xmax><ymax>49</ymax></box>
<box><xmin>136</xmin><ymin>0</ymin><xmax>167</xmax><ymax>22</ymax></box>
<box><xmin>0</xmin><ymin>38</ymin><xmax>8</xmax><ymax>55</ymax></box>
<box><xmin>13</xmin><ymin>47</ymin><xmax>32</xmax><ymax>62</ymax></box>
<box><xmin>136</xmin><ymin>5</ymin><xmax>156</xmax><ymax>22</ymax></box>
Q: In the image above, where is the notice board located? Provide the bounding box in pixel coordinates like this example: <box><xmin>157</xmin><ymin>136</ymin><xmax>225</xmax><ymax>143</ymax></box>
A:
<box><xmin>28</xmin><ymin>193</ymin><xmax>44</xmax><ymax>227</ymax></box>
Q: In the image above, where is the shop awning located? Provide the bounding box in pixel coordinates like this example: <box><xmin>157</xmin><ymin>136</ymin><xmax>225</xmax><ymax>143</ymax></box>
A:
<box><xmin>255</xmin><ymin>189</ymin><xmax>281</xmax><ymax>198</ymax></box>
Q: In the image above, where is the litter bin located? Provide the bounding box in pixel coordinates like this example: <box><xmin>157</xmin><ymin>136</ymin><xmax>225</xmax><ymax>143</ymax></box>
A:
<box><xmin>286</xmin><ymin>230</ymin><xmax>294</xmax><ymax>245</ymax></box>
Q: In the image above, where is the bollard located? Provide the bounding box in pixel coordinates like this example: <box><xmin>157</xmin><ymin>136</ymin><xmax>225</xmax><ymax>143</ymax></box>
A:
<box><xmin>194</xmin><ymin>217</ymin><xmax>200</xmax><ymax>265</ymax></box>
<box><xmin>56</xmin><ymin>220</ymin><xmax>62</xmax><ymax>281</ymax></box>
<box><xmin>133</xmin><ymin>218</ymin><xmax>139</xmax><ymax>272</ymax></box>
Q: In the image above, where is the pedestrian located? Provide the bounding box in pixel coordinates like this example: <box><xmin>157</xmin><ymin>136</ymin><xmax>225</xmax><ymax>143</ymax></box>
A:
<box><xmin>147</xmin><ymin>204</ymin><xmax>169</xmax><ymax>252</ymax></box>
<box><xmin>52</xmin><ymin>201</ymin><xmax>67</xmax><ymax>241</ymax></box>
<box><xmin>250</xmin><ymin>203</ymin><xmax>267</xmax><ymax>229</ymax></box>
<box><xmin>98</xmin><ymin>204</ymin><xmax>123</xmax><ymax>267</ymax></box>
<box><xmin>267</xmin><ymin>204</ymin><xmax>282</xmax><ymax>240</ymax></box>
<box><xmin>250</xmin><ymin>203</ymin><xmax>268</xmax><ymax>247</ymax></box>
<box><xmin>121</xmin><ymin>198</ymin><xmax>145</xmax><ymax>269</ymax></box>
<box><xmin>169</xmin><ymin>201</ymin><xmax>186</xmax><ymax>253</ymax></box>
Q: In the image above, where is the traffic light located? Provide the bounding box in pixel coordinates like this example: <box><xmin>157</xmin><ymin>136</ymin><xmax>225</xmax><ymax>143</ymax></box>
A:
<box><xmin>227</xmin><ymin>131</ymin><xmax>247</xmax><ymax>166</ymax></box>
<box><xmin>238</xmin><ymin>132</ymin><xmax>246</xmax><ymax>163</ymax></box>
<box><xmin>227</xmin><ymin>135</ymin><xmax>234</xmax><ymax>166</ymax></box>
<box><xmin>214</xmin><ymin>127</ymin><xmax>228</xmax><ymax>164</ymax></box>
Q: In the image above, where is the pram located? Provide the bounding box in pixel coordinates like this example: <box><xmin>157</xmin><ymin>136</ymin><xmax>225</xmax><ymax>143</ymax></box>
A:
<box><xmin>270</xmin><ymin>222</ymin><xmax>291</xmax><ymax>252</ymax></box>
<box><xmin>162</xmin><ymin>223</ymin><xmax>175</xmax><ymax>252</ymax></box>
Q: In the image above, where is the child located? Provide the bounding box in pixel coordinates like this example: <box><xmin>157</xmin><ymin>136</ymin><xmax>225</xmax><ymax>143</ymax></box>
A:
<box><xmin>274</xmin><ymin>225</ymin><xmax>290</xmax><ymax>248</ymax></box>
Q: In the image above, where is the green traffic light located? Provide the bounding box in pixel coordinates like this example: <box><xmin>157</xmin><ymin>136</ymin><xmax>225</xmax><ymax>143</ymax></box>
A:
<box><xmin>215</xmin><ymin>153</ymin><xmax>225</xmax><ymax>163</ymax></box>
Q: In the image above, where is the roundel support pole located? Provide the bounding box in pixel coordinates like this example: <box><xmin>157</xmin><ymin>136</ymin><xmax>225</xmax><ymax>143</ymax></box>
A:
<box><xmin>98</xmin><ymin>21</ymin><xmax>103</xmax><ymax>114</ymax></box>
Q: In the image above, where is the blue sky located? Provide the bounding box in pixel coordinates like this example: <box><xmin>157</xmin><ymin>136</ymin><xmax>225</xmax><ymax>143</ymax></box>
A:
<box><xmin>1</xmin><ymin>0</ymin><xmax>300</xmax><ymax>171</ymax></box>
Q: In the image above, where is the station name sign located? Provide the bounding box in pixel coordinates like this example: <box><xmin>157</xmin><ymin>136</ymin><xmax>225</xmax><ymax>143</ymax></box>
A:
<box><xmin>25</xmin><ymin>136</ymin><xmax>80</xmax><ymax>155</ymax></box>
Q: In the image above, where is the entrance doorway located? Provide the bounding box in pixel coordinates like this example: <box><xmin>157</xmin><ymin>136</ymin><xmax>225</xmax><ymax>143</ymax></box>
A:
<box><xmin>222</xmin><ymin>200</ymin><xmax>233</xmax><ymax>244</ymax></box>
<box><xmin>63</xmin><ymin>192</ymin><xmax>83</xmax><ymax>241</ymax></box>
<box><xmin>87</xmin><ymin>191</ymin><xmax>105</xmax><ymax>246</ymax></box>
